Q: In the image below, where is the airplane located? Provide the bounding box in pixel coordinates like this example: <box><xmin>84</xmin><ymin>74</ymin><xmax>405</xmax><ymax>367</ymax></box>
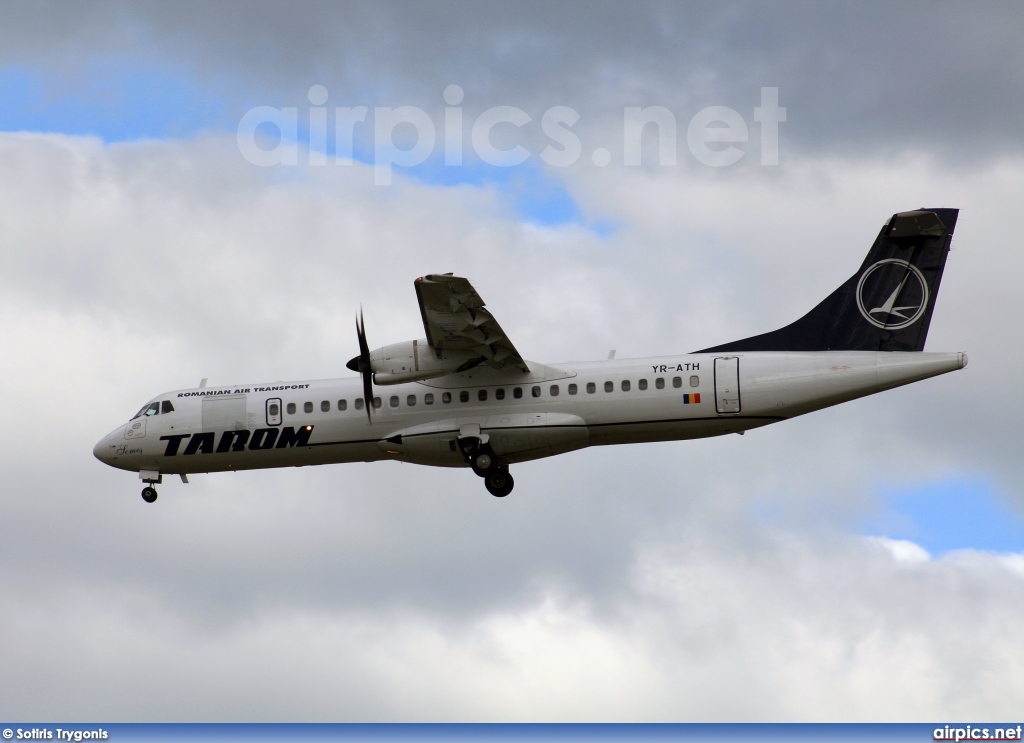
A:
<box><xmin>94</xmin><ymin>208</ymin><xmax>966</xmax><ymax>502</ymax></box>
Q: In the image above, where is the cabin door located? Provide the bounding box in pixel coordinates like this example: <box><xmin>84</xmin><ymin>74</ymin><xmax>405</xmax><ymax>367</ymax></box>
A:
<box><xmin>714</xmin><ymin>357</ymin><xmax>741</xmax><ymax>414</ymax></box>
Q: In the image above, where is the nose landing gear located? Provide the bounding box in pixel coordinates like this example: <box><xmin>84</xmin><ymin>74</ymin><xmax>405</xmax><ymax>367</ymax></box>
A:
<box><xmin>139</xmin><ymin>470</ymin><xmax>162</xmax><ymax>504</ymax></box>
<box><xmin>458</xmin><ymin>436</ymin><xmax>515</xmax><ymax>497</ymax></box>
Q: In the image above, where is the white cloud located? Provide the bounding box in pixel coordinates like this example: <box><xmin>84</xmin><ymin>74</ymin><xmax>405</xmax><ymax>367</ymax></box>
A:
<box><xmin>2</xmin><ymin>527</ymin><xmax>1022</xmax><ymax>720</ymax></box>
<box><xmin>867</xmin><ymin>537</ymin><xmax>931</xmax><ymax>565</ymax></box>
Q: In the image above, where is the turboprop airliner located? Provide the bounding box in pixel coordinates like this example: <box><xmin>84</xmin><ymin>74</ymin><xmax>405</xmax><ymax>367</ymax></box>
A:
<box><xmin>94</xmin><ymin>208</ymin><xmax>966</xmax><ymax>501</ymax></box>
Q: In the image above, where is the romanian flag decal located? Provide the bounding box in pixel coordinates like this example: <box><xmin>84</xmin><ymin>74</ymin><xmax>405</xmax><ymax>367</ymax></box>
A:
<box><xmin>683</xmin><ymin>393</ymin><xmax>701</xmax><ymax>404</ymax></box>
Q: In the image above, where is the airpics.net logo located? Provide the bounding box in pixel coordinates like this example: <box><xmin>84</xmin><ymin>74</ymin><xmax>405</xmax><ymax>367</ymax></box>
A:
<box><xmin>236</xmin><ymin>85</ymin><xmax>786</xmax><ymax>184</ymax></box>
<box><xmin>933</xmin><ymin>725</ymin><xmax>1023</xmax><ymax>741</ymax></box>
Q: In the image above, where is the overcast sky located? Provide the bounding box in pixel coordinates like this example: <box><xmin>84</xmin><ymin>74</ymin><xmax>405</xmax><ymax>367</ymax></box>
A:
<box><xmin>1</xmin><ymin>0</ymin><xmax>1023</xmax><ymax>722</ymax></box>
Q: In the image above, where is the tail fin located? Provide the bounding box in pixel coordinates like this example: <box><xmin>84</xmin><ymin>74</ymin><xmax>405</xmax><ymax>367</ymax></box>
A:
<box><xmin>697</xmin><ymin>208</ymin><xmax>958</xmax><ymax>353</ymax></box>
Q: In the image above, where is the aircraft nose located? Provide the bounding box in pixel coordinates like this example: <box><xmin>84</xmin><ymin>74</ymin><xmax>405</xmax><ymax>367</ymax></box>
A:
<box><xmin>93</xmin><ymin>435</ymin><xmax>111</xmax><ymax>463</ymax></box>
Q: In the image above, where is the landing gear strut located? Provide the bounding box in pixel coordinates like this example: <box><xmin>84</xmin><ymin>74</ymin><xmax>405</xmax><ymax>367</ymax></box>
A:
<box><xmin>458</xmin><ymin>436</ymin><xmax>515</xmax><ymax>497</ymax></box>
<box><xmin>141</xmin><ymin>486</ymin><xmax>158</xmax><ymax>503</ymax></box>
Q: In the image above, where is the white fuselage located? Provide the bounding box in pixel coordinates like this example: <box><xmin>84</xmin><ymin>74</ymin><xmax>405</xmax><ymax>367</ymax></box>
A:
<box><xmin>93</xmin><ymin>351</ymin><xmax>966</xmax><ymax>477</ymax></box>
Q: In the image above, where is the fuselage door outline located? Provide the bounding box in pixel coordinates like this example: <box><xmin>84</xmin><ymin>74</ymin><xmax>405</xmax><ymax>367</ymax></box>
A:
<box><xmin>266</xmin><ymin>397</ymin><xmax>282</xmax><ymax>427</ymax></box>
<box><xmin>714</xmin><ymin>356</ymin><xmax>741</xmax><ymax>414</ymax></box>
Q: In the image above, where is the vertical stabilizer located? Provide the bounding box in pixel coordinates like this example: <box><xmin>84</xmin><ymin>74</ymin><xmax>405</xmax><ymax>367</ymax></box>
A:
<box><xmin>698</xmin><ymin>208</ymin><xmax>958</xmax><ymax>353</ymax></box>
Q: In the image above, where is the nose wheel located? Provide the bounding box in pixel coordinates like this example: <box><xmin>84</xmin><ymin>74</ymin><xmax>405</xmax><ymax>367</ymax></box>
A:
<box><xmin>141</xmin><ymin>486</ymin><xmax>158</xmax><ymax>503</ymax></box>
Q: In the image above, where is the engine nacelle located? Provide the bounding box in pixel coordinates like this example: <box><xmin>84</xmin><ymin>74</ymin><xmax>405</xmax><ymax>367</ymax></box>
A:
<box><xmin>370</xmin><ymin>339</ymin><xmax>478</xmax><ymax>384</ymax></box>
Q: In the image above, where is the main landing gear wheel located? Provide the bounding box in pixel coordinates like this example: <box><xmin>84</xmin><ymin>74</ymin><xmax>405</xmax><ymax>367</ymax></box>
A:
<box><xmin>141</xmin><ymin>486</ymin><xmax>158</xmax><ymax>503</ymax></box>
<box><xmin>470</xmin><ymin>450</ymin><xmax>497</xmax><ymax>477</ymax></box>
<box><xmin>484</xmin><ymin>468</ymin><xmax>514</xmax><ymax>498</ymax></box>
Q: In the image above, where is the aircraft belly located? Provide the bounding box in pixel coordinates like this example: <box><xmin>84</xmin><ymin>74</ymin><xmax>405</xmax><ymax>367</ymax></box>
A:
<box><xmin>491</xmin><ymin>413</ymin><xmax>589</xmax><ymax>464</ymax></box>
<box><xmin>378</xmin><ymin>421</ymin><xmax>465</xmax><ymax>468</ymax></box>
<box><xmin>157</xmin><ymin>441</ymin><xmax>387</xmax><ymax>474</ymax></box>
<box><xmin>588</xmin><ymin>417</ymin><xmax>769</xmax><ymax>446</ymax></box>
<box><xmin>377</xmin><ymin>413</ymin><xmax>590</xmax><ymax>467</ymax></box>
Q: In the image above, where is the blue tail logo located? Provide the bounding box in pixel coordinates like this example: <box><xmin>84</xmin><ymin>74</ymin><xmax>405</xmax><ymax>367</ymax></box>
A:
<box><xmin>856</xmin><ymin>259</ymin><xmax>929</xmax><ymax>330</ymax></box>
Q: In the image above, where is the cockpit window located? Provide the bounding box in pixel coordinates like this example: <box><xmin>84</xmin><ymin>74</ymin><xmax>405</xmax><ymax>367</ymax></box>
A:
<box><xmin>161</xmin><ymin>400</ymin><xmax>174</xmax><ymax>414</ymax></box>
<box><xmin>132</xmin><ymin>402</ymin><xmax>161</xmax><ymax>419</ymax></box>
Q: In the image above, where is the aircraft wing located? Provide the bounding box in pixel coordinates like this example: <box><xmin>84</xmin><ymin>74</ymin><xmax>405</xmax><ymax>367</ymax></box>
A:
<box><xmin>414</xmin><ymin>274</ymin><xmax>528</xmax><ymax>372</ymax></box>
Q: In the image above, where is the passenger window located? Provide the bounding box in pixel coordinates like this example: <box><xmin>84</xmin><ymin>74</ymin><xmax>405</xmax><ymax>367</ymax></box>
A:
<box><xmin>304</xmin><ymin>401</ymin><xmax>314</xmax><ymax>414</ymax></box>
<box><xmin>513</xmin><ymin>387</ymin><xmax>523</xmax><ymax>399</ymax></box>
<box><xmin>621</xmin><ymin>380</ymin><xmax>631</xmax><ymax>392</ymax></box>
<box><xmin>655</xmin><ymin>378</ymin><xmax>665</xmax><ymax>389</ymax></box>
<box><xmin>690</xmin><ymin>375</ymin><xmax>700</xmax><ymax>387</ymax></box>
<box><xmin>568</xmin><ymin>383</ymin><xmax>577</xmax><ymax>395</ymax></box>
<box><xmin>478</xmin><ymin>390</ymin><xmax>488</xmax><ymax>402</ymax></box>
<box><xmin>161</xmin><ymin>400</ymin><xmax>174</xmax><ymax>414</ymax></box>
<box><xmin>321</xmin><ymin>400</ymin><xmax>330</xmax><ymax>412</ymax></box>
<box><xmin>587</xmin><ymin>382</ymin><xmax>596</xmax><ymax>394</ymax></box>
<box><xmin>531</xmin><ymin>386</ymin><xmax>541</xmax><ymax>398</ymax></box>
<box><xmin>355</xmin><ymin>398</ymin><xmax>364</xmax><ymax>410</ymax></box>
<box><xmin>338</xmin><ymin>399</ymin><xmax>347</xmax><ymax>411</ymax></box>
<box><xmin>269</xmin><ymin>403</ymin><xmax>280</xmax><ymax>417</ymax></box>
<box><xmin>495</xmin><ymin>388</ymin><xmax>505</xmax><ymax>400</ymax></box>
<box><xmin>550</xmin><ymin>385</ymin><xmax>559</xmax><ymax>396</ymax></box>
<box><xmin>604</xmin><ymin>381</ymin><xmax>613</xmax><ymax>393</ymax></box>
<box><xmin>424</xmin><ymin>393</ymin><xmax>434</xmax><ymax>405</ymax></box>
<box><xmin>672</xmin><ymin>377</ymin><xmax>682</xmax><ymax>388</ymax></box>
<box><xmin>372</xmin><ymin>397</ymin><xmax>382</xmax><ymax>409</ymax></box>
<box><xmin>287</xmin><ymin>402</ymin><xmax>296</xmax><ymax>415</ymax></box>
<box><xmin>638</xmin><ymin>379</ymin><xmax>648</xmax><ymax>391</ymax></box>
<box><xmin>442</xmin><ymin>392</ymin><xmax>452</xmax><ymax>404</ymax></box>
<box><xmin>460</xmin><ymin>391</ymin><xmax>469</xmax><ymax>403</ymax></box>
<box><xmin>390</xmin><ymin>395</ymin><xmax>399</xmax><ymax>408</ymax></box>
<box><xmin>407</xmin><ymin>395</ymin><xmax>416</xmax><ymax>406</ymax></box>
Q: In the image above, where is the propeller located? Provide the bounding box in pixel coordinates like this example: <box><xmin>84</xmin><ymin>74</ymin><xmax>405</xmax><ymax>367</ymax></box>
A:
<box><xmin>345</xmin><ymin>308</ymin><xmax>374</xmax><ymax>422</ymax></box>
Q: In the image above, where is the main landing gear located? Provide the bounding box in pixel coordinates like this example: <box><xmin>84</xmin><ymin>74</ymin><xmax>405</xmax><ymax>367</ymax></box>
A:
<box><xmin>459</xmin><ymin>437</ymin><xmax>514</xmax><ymax>497</ymax></box>
<box><xmin>483</xmin><ymin>467</ymin><xmax>514</xmax><ymax>498</ymax></box>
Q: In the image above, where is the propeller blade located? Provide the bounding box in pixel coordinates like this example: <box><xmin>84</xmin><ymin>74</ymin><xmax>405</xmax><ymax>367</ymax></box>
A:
<box><xmin>357</xmin><ymin>307</ymin><xmax>370</xmax><ymax>359</ymax></box>
<box><xmin>361</xmin><ymin>365</ymin><xmax>374</xmax><ymax>423</ymax></box>
<box><xmin>353</xmin><ymin>309</ymin><xmax>373</xmax><ymax>423</ymax></box>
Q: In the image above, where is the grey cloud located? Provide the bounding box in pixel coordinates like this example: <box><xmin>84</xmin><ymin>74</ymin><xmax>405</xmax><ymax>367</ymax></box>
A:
<box><xmin>2</xmin><ymin>1</ymin><xmax>1022</xmax><ymax>162</ymax></box>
